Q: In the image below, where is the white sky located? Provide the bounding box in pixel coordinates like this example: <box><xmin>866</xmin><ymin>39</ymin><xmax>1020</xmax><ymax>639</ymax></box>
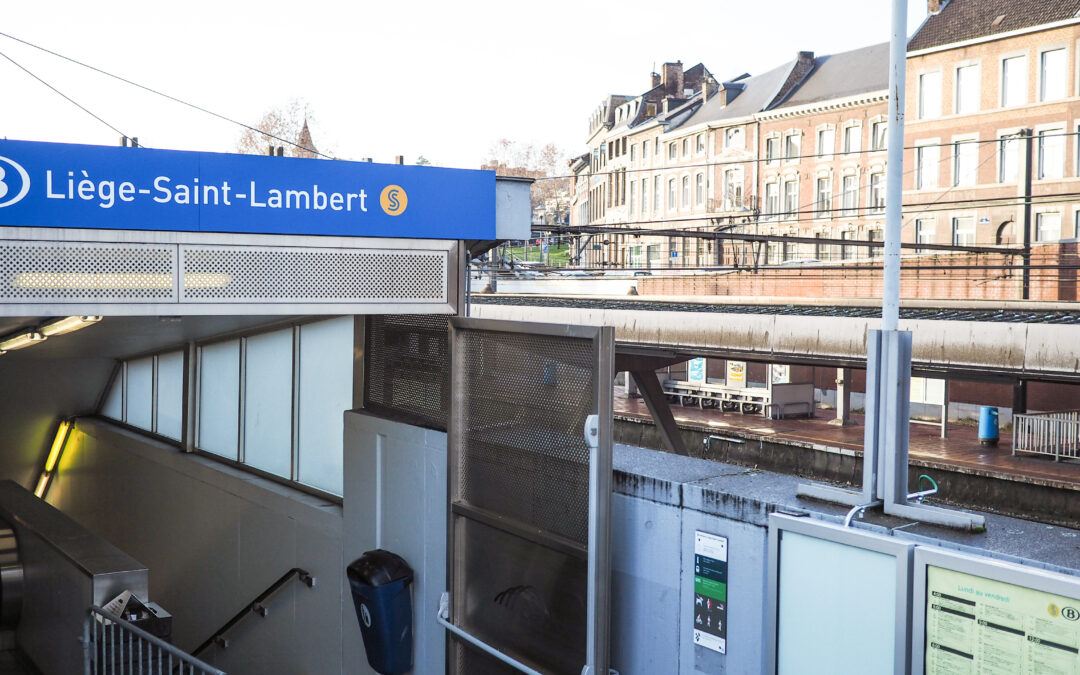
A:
<box><xmin>1</xmin><ymin>1</ymin><xmax>928</xmax><ymax>169</ymax></box>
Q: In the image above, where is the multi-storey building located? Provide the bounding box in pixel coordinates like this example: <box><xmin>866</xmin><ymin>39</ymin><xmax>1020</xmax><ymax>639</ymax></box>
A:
<box><xmin>569</xmin><ymin>0</ymin><xmax>1080</xmax><ymax>274</ymax></box>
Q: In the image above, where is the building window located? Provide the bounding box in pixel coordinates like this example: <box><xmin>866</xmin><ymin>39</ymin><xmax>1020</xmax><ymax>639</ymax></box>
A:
<box><xmin>1039</xmin><ymin>128</ymin><xmax>1065</xmax><ymax>179</ymax></box>
<box><xmin>953</xmin><ymin>139</ymin><xmax>979</xmax><ymax>186</ymax></box>
<box><xmin>955</xmin><ymin>64</ymin><xmax>980</xmax><ymax>114</ymax></box>
<box><xmin>630</xmin><ymin>144</ymin><xmax>637</xmax><ymax>162</ymax></box>
<box><xmin>869</xmin><ymin>228</ymin><xmax>883</xmax><ymax>258</ymax></box>
<box><xmin>840</xmin><ymin>230</ymin><xmax>854</xmax><ymax>260</ymax></box>
<box><xmin>817</xmin><ymin>127</ymin><xmax>834</xmax><ymax>160</ymax></box>
<box><xmin>681</xmin><ymin>175</ymin><xmax>690</xmax><ymax>208</ymax></box>
<box><xmin>1002</xmin><ymin>55</ymin><xmax>1027</xmax><ymax>108</ymax></box>
<box><xmin>629</xmin><ymin>181</ymin><xmax>636</xmax><ymax>213</ymax></box>
<box><xmin>667</xmin><ymin>178</ymin><xmax>676</xmax><ymax>209</ymax></box>
<box><xmin>783</xmin><ymin>179</ymin><xmax>798</xmax><ymax>220</ymax></box>
<box><xmin>654</xmin><ymin>176</ymin><xmax>661</xmax><ymax>211</ymax></box>
<box><xmin>952</xmin><ymin>216</ymin><xmax>975</xmax><ymax>246</ymax></box>
<box><xmin>643</xmin><ymin>141</ymin><xmax>650</xmax><ymax>159</ymax></box>
<box><xmin>766</xmin><ymin>136</ymin><xmax>780</xmax><ymax>165</ymax></box>
<box><xmin>723</xmin><ymin>169</ymin><xmax>742</xmax><ymax>210</ymax></box>
<box><xmin>815</xmin><ymin>176</ymin><xmax>832</xmax><ymax>217</ymax></box>
<box><xmin>1040</xmin><ymin>48</ymin><xmax>1066</xmax><ymax>102</ymax></box>
<box><xmin>841</xmin><ymin>175</ymin><xmax>858</xmax><ymax>217</ymax></box>
<box><xmin>916</xmin><ymin>218</ymin><xmax>935</xmax><ymax>252</ymax></box>
<box><xmin>843</xmin><ymin>126</ymin><xmax>861</xmax><ymax>155</ymax></box>
<box><xmin>919</xmin><ymin>71</ymin><xmax>942</xmax><ymax>119</ymax></box>
<box><xmin>697</xmin><ymin>133</ymin><xmax>707</xmax><ymax>153</ymax></box>
<box><xmin>917</xmin><ymin>145</ymin><xmax>940</xmax><ymax>189</ymax></box>
<box><xmin>869</xmin><ymin>172</ymin><xmax>885</xmax><ymax>213</ymax></box>
<box><xmin>725</xmin><ymin>127</ymin><xmax>744</xmax><ymax>150</ymax></box>
<box><xmin>669</xmin><ymin>143</ymin><xmax>677</xmax><ymax>160</ymax></box>
<box><xmin>696</xmin><ymin>173</ymin><xmax>706</xmax><ymax>206</ymax></box>
<box><xmin>641</xmin><ymin>178</ymin><xmax>649</xmax><ymax>215</ymax></box>
<box><xmin>784</xmin><ymin>133</ymin><xmax>801</xmax><ymax>161</ymax></box>
<box><xmin>814</xmin><ymin>232</ymin><xmax>827</xmax><ymax>260</ymax></box>
<box><xmin>999</xmin><ymin>134</ymin><xmax>1020</xmax><ymax>183</ymax></box>
<box><xmin>871</xmin><ymin>121</ymin><xmax>888</xmax><ymax>151</ymax></box>
<box><xmin>765</xmin><ymin>181</ymin><xmax>779</xmax><ymax>218</ymax></box>
<box><xmin>682</xmin><ymin>138</ymin><xmax>690</xmax><ymax>157</ymax></box>
<box><xmin>1036</xmin><ymin>212</ymin><xmax>1062</xmax><ymax>241</ymax></box>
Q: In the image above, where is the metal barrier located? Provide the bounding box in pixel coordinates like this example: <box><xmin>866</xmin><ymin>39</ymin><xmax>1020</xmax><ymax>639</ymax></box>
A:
<box><xmin>84</xmin><ymin>605</ymin><xmax>225</xmax><ymax>675</ymax></box>
<box><xmin>1013</xmin><ymin>411</ymin><xmax>1080</xmax><ymax>461</ymax></box>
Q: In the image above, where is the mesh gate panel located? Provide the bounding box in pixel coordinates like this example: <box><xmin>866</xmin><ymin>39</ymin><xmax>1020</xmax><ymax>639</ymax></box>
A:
<box><xmin>449</xmin><ymin>320</ymin><xmax>608</xmax><ymax>675</ymax></box>
<box><xmin>0</xmin><ymin>241</ymin><xmax>175</xmax><ymax>301</ymax></box>
<box><xmin>364</xmin><ymin>314</ymin><xmax>450</xmax><ymax>430</ymax></box>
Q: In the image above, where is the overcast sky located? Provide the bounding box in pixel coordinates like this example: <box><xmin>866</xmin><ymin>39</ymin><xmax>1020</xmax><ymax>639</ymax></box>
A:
<box><xmin>1</xmin><ymin>1</ymin><xmax>928</xmax><ymax>169</ymax></box>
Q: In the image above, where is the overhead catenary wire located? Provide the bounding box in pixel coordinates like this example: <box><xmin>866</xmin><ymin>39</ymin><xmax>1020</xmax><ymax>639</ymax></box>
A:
<box><xmin>0</xmin><ymin>31</ymin><xmax>334</xmax><ymax>160</ymax></box>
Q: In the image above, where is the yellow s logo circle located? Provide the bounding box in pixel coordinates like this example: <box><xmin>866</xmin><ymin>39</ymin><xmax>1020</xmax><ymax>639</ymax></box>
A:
<box><xmin>380</xmin><ymin>185</ymin><xmax>407</xmax><ymax>216</ymax></box>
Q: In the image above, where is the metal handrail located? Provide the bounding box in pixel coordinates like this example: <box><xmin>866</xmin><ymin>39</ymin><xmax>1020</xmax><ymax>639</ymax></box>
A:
<box><xmin>191</xmin><ymin>567</ymin><xmax>315</xmax><ymax>658</ymax></box>
<box><xmin>85</xmin><ymin>605</ymin><xmax>224</xmax><ymax>675</ymax></box>
<box><xmin>1013</xmin><ymin>411</ymin><xmax>1080</xmax><ymax>461</ymax></box>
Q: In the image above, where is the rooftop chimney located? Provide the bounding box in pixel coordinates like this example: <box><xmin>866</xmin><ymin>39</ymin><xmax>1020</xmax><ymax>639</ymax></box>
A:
<box><xmin>651</xmin><ymin>72</ymin><xmax>661</xmax><ymax>89</ymax></box>
<box><xmin>661</xmin><ymin>61</ymin><xmax>684</xmax><ymax>97</ymax></box>
<box><xmin>703</xmin><ymin>78</ymin><xmax>718</xmax><ymax>102</ymax></box>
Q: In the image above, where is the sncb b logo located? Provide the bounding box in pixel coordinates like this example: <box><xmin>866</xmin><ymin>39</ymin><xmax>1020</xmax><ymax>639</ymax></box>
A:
<box><xmin>0</xmin><ymin>156</ymin><xmax>30</xmax><ymax>208</ymax></box>
<box><xmin>379</xmin><ymin>185</ymin><xmax>407</xmax><ymax>216</ymax></box>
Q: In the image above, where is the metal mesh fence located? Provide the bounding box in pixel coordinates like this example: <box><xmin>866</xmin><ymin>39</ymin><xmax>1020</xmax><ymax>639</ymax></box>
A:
<box><xmin>364</xmin><ymin>314</ymin><xmax>451</xmax><ymax>430</ymax></box>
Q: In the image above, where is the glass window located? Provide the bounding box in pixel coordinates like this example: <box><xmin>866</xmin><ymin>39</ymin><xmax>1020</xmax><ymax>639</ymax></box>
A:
<box><xmin>816</xmin><ymin>177</ymin><xmax>832</xmax><ymax>216</ymax></box>
<box><xmin>697</xmin><ymin>133</ymin><xmax>707</xmax><ymax>152</ymax></box>
<box><xmin>681</xmin><ymin>175</ymin><xmax>690</xmax><ymax>207</ymax></box>
<box><xmin>919</xmin><ymin>71</ymin><xmax>942</xmax><ymax>119</ymax></box>
<box><xmin>871</xmin><ymin>121</ymin><xmax>888</xmax><ymax>151</ymax></box>
<box><xmin>725</xmin><ymin>128</ymin><xmax>743</xmax><ymax>150</ymax></box>
<box><xmin>952</xmin><ymin>217</ymin><xmax>975</xmax><ymax>246</ymax></box>
<box><xmin>843</xmin><ymin>126</ymin><xmax>861</xmax><ymax>154</ymax></box>
<box><xmin>641</xmin><ymin>178</ymin><xmax>648</xmax><ymax>215</ymax></box>
<box><xmin>817</xmin><ymin>128</ymin><xmax>834</xmax><ymax>159</ymax></box>
<box><xmin>126</xmin><ymin>357</ymin><xmax>154</xmax><ymax>431</ymax></box>
<box><xmin>654</xmin><ymin>176</ymin><xmax>661</xmax><ymax>211</ymax></box>
<box><xmin>198</xmin><ymin>340</ymin><xmax>240</xmax><ymax>460</ymax></box>
<box><xmin>630</xmin><ymin>144</ymin><xmax>637</xmax><ymax>162</ymax></box>
<box><xmin>629</xmin><ymin>181</ymin><xmax>636</xmax><ymax>213</ymax></box>
<box><xmin>955</xmin><ymin>64</ymin><xmax>980</xmax><ymax>114</ymax></box>
<box><xmin>783</xmin><ymin>180</ymin><xmax>798</xmax><ymax>220</ymax></box>
<box><xmin>695</xmin><ymin>173</ymin><xmax>705</xmax><ymax>206</ymax></box>
<box><xmin>916</xmin><ymin>218</ymin><xmax>935</xmax><ymax>252</ymax></box>
<box><xmin>841</xmin><ymin>175</ymin><xmax>858</xmax><ymax>216</ymax></box>
<box><xmin>917</xmin><ymin>145</ymin><xmax>940</xmax><ymax>189</ymax></box>
<box><xmin>102</xmin><ymin>370</ymin><xmax>123</xmax><ymax>421</ymax></box>
<box><xmin>766</xmin><ymin>137</ymin><xmax>780</xmax><ymax>164</ymax></box>
<box><xmin>682</xmin><ymin>138</ymin><xmax>690</xmax><ymax>157</ymax></box>
<box><xmin>953</xmin><ymin>140</ymin><xmax>979</xmax><ymax>186</ymax></box>
<box><xmin>668</xmin><ymin>178</ymin><xmax>676</xmax><ymax>209</ymax></box>
<box><xmin>784</xmin><ymin>133</ymin><xmax>801</xmax><ymax>160</ymax></box>
<box><xmin>1041</xmin><ymin>49</ymin><xmax>1066</xmax><ymax>102</ymax></box>
<box><xmin>1036</xmin><ymin>212</ymin><xmax>1062</xmax><ymax>241</ymax></box>
<box><xmin>243</xmin><ymin>329</ymin><xmax>294</xmax><ymax>478</ymax></box>
<box><xmin>999</xmin><ymin>135</ymin><xmax>1020</xmax><ymax>183</ymax></box>
<box><xmin>157</xmin><ymin>351</ymin><xmax>184</xmax><ymax>441</ymax></box>
<box><xmin>869</xmin><ymin>173</ymin><xmax>885</xmax><ymax>214</ymax></box>
<box><xmin>297</xmin><ymin>317</ymin><xmax>353</xmax><ymax>495</ymax></box>
<box><xmin>723</xmin><ymin>169</ymin><xmax>742</xmax><ymax>210</ymax></box>
<box><xmin>869</xmin><ymin>229</ymin><xmax>883</xmax><ymax>258</ymax></box>
<box><xmin>1039</xmin><ymin>128</ymin><xmax>1065</xmax><ymax>179</ymax></box>
<box><xmin>1002</xmin><ymin>55</ymin><xmax>1027</xmax><ymax>107</ymax></box>
<box><xmin>765</xmin><ymin>182</ymin><xmax>779</xmax><ymax>217</ymax></box>
<box><xmin>840</xmin><ymin>231</ymin><xmax>854</xmax><ymax>259</ymax></box>
<box><xmin>643</xmin><ymin>141</ymin><xmax>650</xmax><ymax>158</ymax></box>
<box><xmin>669</xmin><ymin>143</ymin><xmax>677</xmax><ymax>160</ymax></box>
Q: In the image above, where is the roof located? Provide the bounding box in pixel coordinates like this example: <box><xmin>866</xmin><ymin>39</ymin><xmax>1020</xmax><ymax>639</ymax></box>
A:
<box><xmin>908</xmin><ymin>0</ymin><xmax>1080</xmax><ymax>52</ymax></box>
<box><xmin>676</xmin><ymin>59</ymin><xmax>798</xmax><ymax>129</ymax></box>
<box><xmin>775</xmin><ymin>43</ymin><xmax>888</xmax><ymax>109</ymax></box>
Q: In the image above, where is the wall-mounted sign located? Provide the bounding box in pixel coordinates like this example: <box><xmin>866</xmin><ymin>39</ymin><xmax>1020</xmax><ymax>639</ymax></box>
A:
<box><xmin>727</xmin><ymin>361</ymin><xmax>746</xmax><ymax>388</ymax></box>
<box><xmin>926</xmin><ymin>566</ymin><xmax>1080</xmax><ymax>673</ymax></box>
<box><xmin>0</xmin><ymin>139</ymin><xmax>495</xmax><ymax>240</ymax></box>
<box><xmin>694</xmin><ymin>531</ymin><xmax>728</xmax><ymax>654</ymax></box>
<box><xmin>688</xmin><ymin>357</ymin><xmax>706</xmax><ymax>384</ymax></box>
<box><xmin>771</xmin><ymin>364</ymin><xmax>790</xmax><ymax>384</ymax></box>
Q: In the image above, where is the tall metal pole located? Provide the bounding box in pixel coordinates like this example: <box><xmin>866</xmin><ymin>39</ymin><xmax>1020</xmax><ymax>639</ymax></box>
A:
<box><xmin>882</xmin><ymin>0</ymin><xmax>907</xmax><ymax>330</ymax></box>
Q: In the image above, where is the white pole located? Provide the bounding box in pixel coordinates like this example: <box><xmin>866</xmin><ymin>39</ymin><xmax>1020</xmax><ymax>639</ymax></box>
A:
<box><xmin>883</xmin><ymin>0</ymin><xmax>908</xmax><ymax>331</ymax></box>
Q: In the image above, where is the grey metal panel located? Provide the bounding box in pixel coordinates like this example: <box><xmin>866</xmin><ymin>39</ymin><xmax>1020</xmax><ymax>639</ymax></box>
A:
<box><xmin>765</xmin><ymin>514</ymin><xmax>912</xmax><ymax>675</ymax></box>
<box><xmin>0</xmin><ymin>480</ymin><xmax>148</xmax><ymax>675</ymax></box>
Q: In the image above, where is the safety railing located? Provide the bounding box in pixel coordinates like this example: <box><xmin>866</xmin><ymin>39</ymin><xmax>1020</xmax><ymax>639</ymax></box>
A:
<box><xmin>1013</xmin><ymin>411</ymin><xmax>1080</xmax><ymax>461</ymax></box>
<box><xmin>84</xmin><ymin>605</ymin><xmax>225</xmax><ymax>675</ymax></box>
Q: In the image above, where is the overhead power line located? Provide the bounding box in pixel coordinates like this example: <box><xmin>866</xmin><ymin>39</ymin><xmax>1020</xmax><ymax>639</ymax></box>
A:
<box><xmin>0</xmin><ymin>31</ymin><xmax>334</xmax><ymax>160</ymax></box>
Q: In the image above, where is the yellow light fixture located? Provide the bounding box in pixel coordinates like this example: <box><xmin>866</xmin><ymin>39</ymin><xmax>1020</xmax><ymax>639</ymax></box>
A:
<box><xmin>40</xmin><ymin>316</ymin><xmax>102</xmax><ymax>337</ymax></box>
<box><xmin>44</xmin><ymin>420</ymin><xmax>72</xmax><ymax>473</ymax></box>
<box><xmin>0</xmin><ymin>332</ymin><xmax>45</xmax><ymax>351</ymax></box>
<box><xmin>12</xmin><ymin>272</ymin><xmax>232</xmax><ymax>290</ymax></box>
<box><xmin>33</xmin><ymin>473</ymin><xmax>50</xmax><ymax>499</ymax></box>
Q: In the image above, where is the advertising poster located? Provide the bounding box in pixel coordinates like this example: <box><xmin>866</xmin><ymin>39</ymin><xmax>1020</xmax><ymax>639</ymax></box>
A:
<box><xmin>726</xmin><ymin>361</ymin><xmax>746</xmax><ymax>388</ymax></box>
<box><xmin>926</xmin><ymin>565</ymin><xmax>1080</xmax><ymax>674</ymax></box>
<box><xmin>688</xmin><ymin>358</ymin><xmax>706</xmax><ymax>384</ymax></box>
<box><xmin>693</xmin><ymin>531</ymin><xmax>729</xmax><ymax>654</ymax></box>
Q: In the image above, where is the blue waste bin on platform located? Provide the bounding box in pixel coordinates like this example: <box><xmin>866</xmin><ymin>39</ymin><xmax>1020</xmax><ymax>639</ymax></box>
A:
<box><xmin>978</xmin><ymin>406</ymin><xmax>999</xmax><ymax>446</ymax></box>
<box><xmin>347</xmin><ymin>550</ymin><xmax>414</xmax><ymax>674</ymax></box>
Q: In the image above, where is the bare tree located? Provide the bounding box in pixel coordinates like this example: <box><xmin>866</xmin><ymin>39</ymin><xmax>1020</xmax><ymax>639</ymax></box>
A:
<box><xmin>235</xmin><ymin>99</ymin><xmax>322</xmax><ymax>157</ymax></box>
<box><xmin>482</xmin><ymin>139</ymin><xmax>571</xmax><ymax>224</ymax></box>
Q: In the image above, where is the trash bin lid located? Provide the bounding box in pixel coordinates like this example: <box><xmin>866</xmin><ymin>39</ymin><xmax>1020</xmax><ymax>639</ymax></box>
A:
<box><xmin>347</xmin><ymin>549</ymin><xmax>413</xmax><ymax>587</ymax></box>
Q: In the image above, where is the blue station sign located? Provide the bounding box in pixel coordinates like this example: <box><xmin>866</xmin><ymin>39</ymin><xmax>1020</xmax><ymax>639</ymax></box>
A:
<box><xmin>0</xmin><ymin>139</ymin><xmax>496</xmax><ymax>240</ymax></box>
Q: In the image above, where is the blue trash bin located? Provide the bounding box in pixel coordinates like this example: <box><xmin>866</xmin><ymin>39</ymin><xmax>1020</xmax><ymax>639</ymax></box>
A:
<box><xmin>347</xmin><ymin>550</ymin><xmax>414</xmax><ymax>675</ymax></box>
<box><xmin>978</xmin><ymin>406</ymin><xmax>999</xmax><ymax>446</ymax></box>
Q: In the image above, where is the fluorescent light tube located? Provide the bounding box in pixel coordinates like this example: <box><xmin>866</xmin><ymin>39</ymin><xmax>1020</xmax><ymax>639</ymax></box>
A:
<box><xmin>0</xmin><ymin>332</ymin><xmax>45</xmax><ymax>351</ymax></box>
<box><xmin>41</xmin><ymin>316</ymin><xmax>102</xmax><ymax>337</ymax></box>
<box><xmin>44</xmin><ymin>420</ymin><xmax>72</xmax><ymax>473</ymax></box>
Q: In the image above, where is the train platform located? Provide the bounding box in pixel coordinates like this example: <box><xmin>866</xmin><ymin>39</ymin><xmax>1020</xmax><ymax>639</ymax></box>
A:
<box><xmin>614</xmin><ymin>394</ymin><xmax>1080</xmax><ymax>493</ymax></box>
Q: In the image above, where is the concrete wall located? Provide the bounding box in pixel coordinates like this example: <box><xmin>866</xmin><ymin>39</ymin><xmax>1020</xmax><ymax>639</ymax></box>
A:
<box><xmin>48</xmin><ymin>419</ymin><xmax>354</xmax><ymax>674</ymax></box>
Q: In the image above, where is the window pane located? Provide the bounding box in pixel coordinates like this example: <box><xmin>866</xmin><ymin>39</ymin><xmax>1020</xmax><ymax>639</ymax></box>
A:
<box><xmin>1037</xmin><ymin>213</ymin><xmax>1062</xmax><ymax>241</ymax></box>
<box><xmin>126</xmin><ymin>357</ymin><xmax>154</xmax><ymax>431</ymax></box>
<box><xmin>102</xmin><ymin>370</ymin><xmax>124</xmax><ymax>420</ymax></box>
<box><xmin>1003</xmin><ymin>56</ymin><xmax>1027</xmax><ymax>107</ymax></box>
<box><xmin>199</xmin><ymin>340</ymin><xmax>240</xmax><ymax>459</ymax></box>
<box><xmin>157</xmin><ymin>351</ymin><xmax>184</xmax><ymax>441</ymax></box>
<box><xmin>297</xmin><ymin>317</ymin><xmax>353</xmax><ymax>495</ymax></box>
<box><xmin>1041</xmin><ymin>49</ymin><xmax>1066</xmax><ymax>101</ymax></box>
<box><xmin>956</xmin><ymin>65</ymin><xmax>979</xmax><ymax>114</ymax></box>
<box><xmin>1040</xmin><ymin>129</ymin><xmax>1065</xmax><ymax>179</ymax></box>
<box><xmin>919</xmin><ymin>71</ymin><xmax>942</xmax><ymax>119</ymax></box>
<box><xmin>1000</xmin><ymin>136</ymin><xmax>1019</xmax><ymax>183</ymax></box>
<box><xmin>243</xmin><ymin>329</ymin><xmax>293</xmax><ymax>478</ymax></box>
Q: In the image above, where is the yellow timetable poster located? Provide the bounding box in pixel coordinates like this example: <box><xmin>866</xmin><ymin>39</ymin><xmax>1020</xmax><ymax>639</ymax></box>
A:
<box><xmin>926</xmin><ymin>565</ymin><xmax>1080</xmax><ymax>675</ymax></box>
